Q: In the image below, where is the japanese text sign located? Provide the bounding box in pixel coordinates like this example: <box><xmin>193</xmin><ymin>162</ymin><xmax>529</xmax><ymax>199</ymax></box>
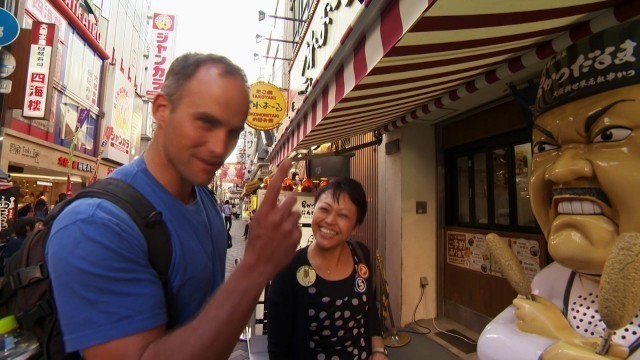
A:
<box><xmin>247</xmin><ymin>82</ymin><xmax>287</xmax><ymax>130</ymax></box>
<box><xmin>23</xmin><ymin>21</ymin><xmax>54</xmax><ymax>118</ymax></box>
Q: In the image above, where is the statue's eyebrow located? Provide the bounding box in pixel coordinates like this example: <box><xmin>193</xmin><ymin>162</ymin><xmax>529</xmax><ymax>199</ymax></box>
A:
<box><xmin>584</xmin><ymin>99</ymin><xmax>634</xmax><ymax>134</ymax></box>
<box><xmin>533</xmin><ymin>124</ymin><xmax>556</xmax><ymax>142</ymax></box>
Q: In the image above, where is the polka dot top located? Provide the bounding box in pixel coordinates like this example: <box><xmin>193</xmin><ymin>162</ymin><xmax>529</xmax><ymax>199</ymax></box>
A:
<box><xmin>266</xmin><ymin>242</ymin><xmax>382</xmax><ymax>360</ymax></box>
<box><xmin>306</xmin><ymin>265</ymin><xmax>370</xmax><ymax>359</ymax></box>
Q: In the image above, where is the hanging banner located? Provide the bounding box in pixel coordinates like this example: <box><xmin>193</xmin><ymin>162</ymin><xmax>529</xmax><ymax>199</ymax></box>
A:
<box><xmin>23</xmin><ymin>21</ymin><xmax>55</xmax><ymax>118</ymax></box>
<box><xmin>66</xmin><ymin>108</ymin><xmax>88</xmax><ymax>196</ymax></box>
<box><xmin>88</xmin><ymin>125</ymin><xmax>114</xmax><ymax>185</ymax></box>
<box><xmin>144</xmin><ymin>13</ymin><xmax>177</xmax><ymax>98</ymax></box>
<box><xmin>247</xmin><ymin>82</ymin><xmax>287</xmax><ymax>130</ymax></box>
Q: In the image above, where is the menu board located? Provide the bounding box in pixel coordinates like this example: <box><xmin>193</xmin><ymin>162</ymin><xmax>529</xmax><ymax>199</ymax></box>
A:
<box><xmin>446</xmin><ymin>231</ymin><xmax>541</xmax><ymax>281</ymax></box>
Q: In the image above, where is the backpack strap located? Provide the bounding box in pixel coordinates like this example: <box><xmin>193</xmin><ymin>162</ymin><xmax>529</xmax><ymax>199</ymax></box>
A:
<box><xmin>74</xmin><ymin>178</ymin><xmax>172</xmax><ymax>282</ymax></box>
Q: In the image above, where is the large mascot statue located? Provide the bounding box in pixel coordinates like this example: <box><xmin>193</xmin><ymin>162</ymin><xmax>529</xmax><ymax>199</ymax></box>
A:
<box><xmin>478</xmin><ymin>19</ymin><xmax>640</xmax><ymax>360</ymax></box>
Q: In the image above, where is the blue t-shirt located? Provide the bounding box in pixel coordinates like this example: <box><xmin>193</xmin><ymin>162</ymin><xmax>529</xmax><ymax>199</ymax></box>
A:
<box><xmin>45</xmin><ymin>156</ymin><xmax>227</xmax><ymax>352</ymax></box>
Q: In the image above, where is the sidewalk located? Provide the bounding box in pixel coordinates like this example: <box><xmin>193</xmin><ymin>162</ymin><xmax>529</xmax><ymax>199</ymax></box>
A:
<box><xmin>226</xmin><ymin>219</ymin><xmax>250</xmax><ymax>360</ymax></box>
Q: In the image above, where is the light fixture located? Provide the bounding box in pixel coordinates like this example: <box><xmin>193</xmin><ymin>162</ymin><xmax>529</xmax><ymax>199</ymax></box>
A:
<box><xmin>256</xmin><ymin>34</ymin><xmax>298</xmax><ymax>46</ymax></box>
<box><xmin>258</xmin><ymin>10</ymin><xmax>304</xmax><ymax>23</ymax></box>
<box><xmin>10</xmin><ymin>173</ymin><xmax>83</xmax><ymax>183</ymax></box>
<box><xmin>82</xmin><ymin>0</ymin><xmax>99</xmax><ymax>23</ymax></box>
<box><xmin>256</xmin><ymin>34</ymin><xmax>297</xmax><ymax>45</ymax></box>
<box><xmin>254</xmin><ymin>53</ymin><xmax>292</xmax><ymax>62</ymax></box>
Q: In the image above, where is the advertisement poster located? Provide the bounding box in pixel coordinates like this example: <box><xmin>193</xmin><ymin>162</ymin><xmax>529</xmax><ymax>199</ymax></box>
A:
<box><xmin>257</xmin><ymin>190</ymin><xmax>315</xmax><ymax>249</ymax></box>
<box><xmin>103</xmin><ymin>72</ymin><xmax>133</xmax><ymax>164</ymax></box>
<box><xmin>446</xmin><ymin>231</ymin><xmax>541</xmax><ymax>281</ymax></box>
<box><xmin>145</xmin><ymin>13</ymin><xmax>176</xmax><ymax>98</ymax></box>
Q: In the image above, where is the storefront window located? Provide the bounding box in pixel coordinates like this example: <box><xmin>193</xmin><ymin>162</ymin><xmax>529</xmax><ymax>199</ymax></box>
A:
<box><xmin>474</xmin><ymin>153</ymin><xmax>488</xmax><ymax>224</ymax></box>
<box><xmin>446</xmin><ymin>133</ymin><xmax>539</xmax><ymax>232</ymax></box>
<box><xmin>514</xmin><ymin>143</ymin><xmax>536</xmax><ymax>226</ymax></box>
<box><xmin>457</xmin><ymin>156</ymin><xmax>469</xmax><ymax>223</ymax></box>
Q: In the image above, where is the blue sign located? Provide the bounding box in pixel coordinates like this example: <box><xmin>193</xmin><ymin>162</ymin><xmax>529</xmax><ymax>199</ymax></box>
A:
<box><xmin>0</xmin><ymin>8</ymin><xmax>19</xmax><ymax>47</ymax></box>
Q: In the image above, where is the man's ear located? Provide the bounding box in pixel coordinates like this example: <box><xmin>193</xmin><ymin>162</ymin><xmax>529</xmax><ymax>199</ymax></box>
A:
<box><xmin>152</xmin><ymin>93</ymin><xmax>172</xmax><ymax>128</ymax></box>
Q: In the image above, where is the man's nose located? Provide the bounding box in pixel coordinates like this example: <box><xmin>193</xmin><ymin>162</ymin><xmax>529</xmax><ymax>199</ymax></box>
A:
<box><xmin>205</xmin><ymin>132</ymin><xmax>230</xmax><ymax>156</ymax></box>
<box><xmin>545</xmin><ymin>148</ymin><xmax>593</xmax><ymax>183</ymax></box>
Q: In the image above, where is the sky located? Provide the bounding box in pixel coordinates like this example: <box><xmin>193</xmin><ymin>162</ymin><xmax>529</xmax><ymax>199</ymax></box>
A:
<box><xmin>150</xmin><ymin>0</ymin><xmax>270</xmax><ymax>163</ymax></box>
<box><xmin>150</xmin><ymin>0</ymin><xmax>265</xmax><ymax>84</ymax></box>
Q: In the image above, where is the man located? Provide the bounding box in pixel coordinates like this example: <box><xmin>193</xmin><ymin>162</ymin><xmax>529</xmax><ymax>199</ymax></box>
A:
<box><xmin>222</xmin><ymin>199</ymin><xmax>233</xmax><ymax>232</ymax></box>
<box><xmin>46</xmin><ymin>53</ymin><xmax>302</xmax><ymax>359</ymax></box>
<box><xmin>478</xmin><ymin>20</ymin><xmax>640</xmax><ymax>359</ymax></box>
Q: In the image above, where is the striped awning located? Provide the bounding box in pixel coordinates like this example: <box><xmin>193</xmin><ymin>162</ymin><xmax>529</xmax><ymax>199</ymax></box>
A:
<box><xmin>268</xmin><ymin>0</ymin><xmax>639</xmax><ymax>167</ymax></box>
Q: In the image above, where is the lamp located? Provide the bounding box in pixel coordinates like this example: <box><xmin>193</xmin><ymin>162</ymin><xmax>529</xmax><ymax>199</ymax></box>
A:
<box><xmin>256</xmin><ymin>34</ymin><xmax>297</xmax><ymax>45</ymax></box>
<box><xmin>82</xmin><ymin>0</ymin><xmax>99</xmax><ymax>23</ymax></box>
<box><xmin>254</xmin><ymin>53</ymin><xmax>292</xmax><ymax>62</ymax></box>
<box><xmin>258</xmin><ymin>10</ymin><xmax>304</xmax><ymax>23</ymax></box>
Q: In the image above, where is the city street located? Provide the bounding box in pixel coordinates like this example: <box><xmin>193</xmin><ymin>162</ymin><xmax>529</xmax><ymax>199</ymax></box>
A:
<box><xmin>226</xmin><ymin>219</ymin><xmax>250</xmax><ymax>360</ymax></box>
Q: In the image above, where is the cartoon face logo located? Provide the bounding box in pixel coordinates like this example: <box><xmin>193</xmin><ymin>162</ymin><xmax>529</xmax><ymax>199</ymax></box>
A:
<box><xmin>154</xmin><ymin>15</ymin><xmax>173</xmax><ymax>31</ymax></box>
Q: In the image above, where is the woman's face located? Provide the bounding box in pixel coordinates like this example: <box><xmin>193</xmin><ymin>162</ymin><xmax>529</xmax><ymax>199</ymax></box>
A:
<box><xmin>311</xmin><ymin>190</ymin><xmax>359</xmax><ymax>250</ymax></box>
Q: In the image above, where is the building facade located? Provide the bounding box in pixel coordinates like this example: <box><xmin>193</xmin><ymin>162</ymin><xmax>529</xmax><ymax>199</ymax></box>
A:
<box><xmin>263</xmin><ymin>0</ymin><xmax>638</xmax><ymax>336</ymax></box>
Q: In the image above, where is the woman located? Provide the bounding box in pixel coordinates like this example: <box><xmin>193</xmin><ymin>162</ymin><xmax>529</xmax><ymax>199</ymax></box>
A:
<box><xmin>267</xmin><ymin>178</ymin><xmax>387</xmax><ymax>359</ymax></box>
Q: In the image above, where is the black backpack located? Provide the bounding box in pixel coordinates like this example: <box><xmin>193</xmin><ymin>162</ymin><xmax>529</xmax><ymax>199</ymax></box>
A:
<box><xmin>0</xmin><ymin>178</ymin><xmax>173</xmax><ymax>359</ymax></box>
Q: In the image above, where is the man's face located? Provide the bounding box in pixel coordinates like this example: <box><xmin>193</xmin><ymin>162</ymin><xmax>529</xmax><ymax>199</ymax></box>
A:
<box><xmin>155</xmin><ymin>64</ymin><xmax>249</xmax><ymax>186</ymax></box>
<box><xmin>530</xmin><ymin>84</ymin><xmax>640</xmax><ymax>275</ymax></box>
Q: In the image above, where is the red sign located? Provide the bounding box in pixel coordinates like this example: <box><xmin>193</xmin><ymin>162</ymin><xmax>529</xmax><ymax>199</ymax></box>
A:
<box><xmin>145</xmin><ymin>13</ymin><xmax>176</xmax><ymax>98</ymax></box>
<box><xmin>23</xmin><ymin>22</ymin><xmax>55</xmax><ymax>118</ymax></box>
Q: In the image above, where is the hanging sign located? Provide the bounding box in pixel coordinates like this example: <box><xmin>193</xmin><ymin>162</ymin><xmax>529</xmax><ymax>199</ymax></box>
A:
<box><xmin>247</xmin><ymin>82</ymin><xmax>287</xmax><ymax>131</ymax></box>
<box><xmin>0</xmin><ymin>8</ymin><xmax>19</xmax><ymax>47</ymax></box>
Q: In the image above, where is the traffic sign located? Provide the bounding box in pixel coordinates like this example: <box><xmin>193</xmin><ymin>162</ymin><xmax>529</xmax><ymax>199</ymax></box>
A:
<box><xmin>0</xmin><ymin>8</ymin><xmax>19</xmax><ymax>47</ymax></box>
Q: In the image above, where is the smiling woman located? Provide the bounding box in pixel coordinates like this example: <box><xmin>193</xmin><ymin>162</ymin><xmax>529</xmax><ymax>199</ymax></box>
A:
<box><xmin>267</xmin><ymin>178</ymin><xmax>388</xmax><ymax>360</ymax></box>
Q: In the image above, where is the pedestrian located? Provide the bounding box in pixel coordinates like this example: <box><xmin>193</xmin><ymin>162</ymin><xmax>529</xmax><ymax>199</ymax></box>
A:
<box><xmin>243</xmin><ymin>210</ymin><xmax>255</xmax><ymax>240</ymax></box>
<box><xmin>46</xmin><ymin>53</ymin><xmax>302</xmax><ymax>359</ymax></box>
<box><xmin>1</xmin><ymin>217</ymin><xmax>37</xmax><ymax>272</ymax></box>
<box><xmin>222</xmin><ymin>199</ymin><xmax>233</xmax><ymax>232</ymax></box>
<box><xmin>267</xmin><ymin>178</ymin><xmax>386</xmax><ymax>359</ymax></box>
<box><xmin>33</xmin><ymin>194</ymin><xmax>48</xmax><ymax>218</ymax></box>
<box><xmin>54</xmin><ymin>193</ymin><xmax>67</xmax><ymax>207</ymax></box>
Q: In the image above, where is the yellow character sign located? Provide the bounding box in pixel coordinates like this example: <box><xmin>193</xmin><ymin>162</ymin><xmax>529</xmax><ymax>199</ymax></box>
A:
<box><xmin>247</xmin><ymin>82</ymin><xmax>287</xmax><ymax>131</ymax></box>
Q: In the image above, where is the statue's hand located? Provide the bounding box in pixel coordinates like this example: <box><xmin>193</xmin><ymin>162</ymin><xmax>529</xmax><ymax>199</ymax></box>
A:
<box><xmin>513</xmin><ymin>295</ymin><xmax>576</xmax><ymax>340</ymax></box>
<box><xmin>542</xmin><ymin>339</ymin><xmax>628</xmax><ymax>360</ymax></box>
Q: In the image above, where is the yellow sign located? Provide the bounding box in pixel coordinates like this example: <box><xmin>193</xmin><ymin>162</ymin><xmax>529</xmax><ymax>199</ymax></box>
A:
<box><xmin>247</xmin><ymin>82</ymin><xmax>287</xmax><ymax>130</ymax></box>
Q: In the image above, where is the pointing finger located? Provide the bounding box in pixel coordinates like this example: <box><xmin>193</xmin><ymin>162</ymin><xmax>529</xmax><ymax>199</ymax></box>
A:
<box><xmin>260</xmin><ymin>159</ymin><xmax>291</xmax><ymax>210</ymax></box>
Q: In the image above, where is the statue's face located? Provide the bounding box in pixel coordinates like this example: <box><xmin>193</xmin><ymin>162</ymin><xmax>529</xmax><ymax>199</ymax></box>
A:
<box><xmin>530</xmin><ymin>84</ymin><xmax>640</xmax><ymax>275</ymax></box>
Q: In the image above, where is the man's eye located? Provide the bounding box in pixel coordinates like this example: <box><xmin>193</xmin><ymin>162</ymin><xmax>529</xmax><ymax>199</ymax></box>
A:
<box><xmin>592</xmin><ymin>127</ymin><xmax>632</xmax><ymax>143</ymax></box>
<box><xmin>533</xmin><ymin>142</ymin><xmax>558</xmax><ymax>153</ymax></box>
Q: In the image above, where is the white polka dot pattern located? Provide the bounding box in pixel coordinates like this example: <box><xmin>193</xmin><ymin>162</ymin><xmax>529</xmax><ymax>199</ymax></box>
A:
<box><xmin>568</xmin><ymin>274</ymin><xmax>640</xmax><ymax>348</ymax></box>
<box><xmin>305</xmin><ymin>269</ymin><xmax>371</xmax><ymax>358</ymax></box>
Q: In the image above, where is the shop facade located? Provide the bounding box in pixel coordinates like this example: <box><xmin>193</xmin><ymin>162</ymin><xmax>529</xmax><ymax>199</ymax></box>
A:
<box><xmin>1</xmin><ymin>128</ymin><xmax>116</xmax><ymax>207</ymax></box>
<box><xmin>264</xmin><ymin>0</ymin><xmax>638</xmax><ymax>334</ymax></box>
<box><xmin>0</xmin><ymin>0</ymin><xmax>158</xmax><ymax>199</ymax></box>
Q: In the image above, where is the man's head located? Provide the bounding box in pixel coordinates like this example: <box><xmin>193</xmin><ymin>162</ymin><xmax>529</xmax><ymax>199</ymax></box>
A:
<box><xmin>160</xmin><ymin>53</ymin><xmax>248</xmax><ymax>109</ymax></box>
<box><xmin>530</xmin><ymin>20</ymin><xmax>640</xmax><ymax>275</ymax></box>
<box><xmin>150</xmin><ymin>53</ymin><xmax>250</xmax><ymax>188</ymax></box>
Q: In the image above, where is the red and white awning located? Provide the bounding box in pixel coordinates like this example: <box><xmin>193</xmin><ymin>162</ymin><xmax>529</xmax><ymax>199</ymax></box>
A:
<box><xmin>268</xmin><ymin>0</ymin><xmax>640</xmax><ymax>167</ymax></box>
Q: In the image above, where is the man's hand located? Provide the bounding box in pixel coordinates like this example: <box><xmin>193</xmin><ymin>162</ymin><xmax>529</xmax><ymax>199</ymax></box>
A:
<box><xmin>542</xmin><ymin>339</ymin><xmax>628</xmax><ymax>360</ymax></box>
<box><xmin>514</xmin><ymin>295</ymin><xmax>576</xmax><ymax>340</ymax></box>
<box><xmin>243</xmin><ymin>159</ymin><xmax>302</xmax><ymax>283</ymax></box>
<box><xmin>514</xmin><ymin>296</ymin><xmax>628</xmax><ymax>359</ymax></box>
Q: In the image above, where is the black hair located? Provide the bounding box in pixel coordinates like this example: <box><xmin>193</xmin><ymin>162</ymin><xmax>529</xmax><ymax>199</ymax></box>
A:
<box><xmin>314</xmin><ymin>178</ymin><xmax>367</xmax><ymax>226</ymax></box>
<box><xmin>14</xmin><ymin>217</ymin><xmax>36</xmax><ymax>235</ymax></box>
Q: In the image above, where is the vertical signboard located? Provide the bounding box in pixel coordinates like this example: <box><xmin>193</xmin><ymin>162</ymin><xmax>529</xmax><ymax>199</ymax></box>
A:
<box><xmin>23</xmin><ymin>21</ymin><xmax>55</xmax><ymax>118</ymax></box>
<box><xmin>103</xmin><ymin>72</ymin><xmax>133</xmax><ymax>164</ymax></box>
<box><xmin>145</xmin><ymin>13</ymin><xmax>176</xmax><ymax>99</ymax></box>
